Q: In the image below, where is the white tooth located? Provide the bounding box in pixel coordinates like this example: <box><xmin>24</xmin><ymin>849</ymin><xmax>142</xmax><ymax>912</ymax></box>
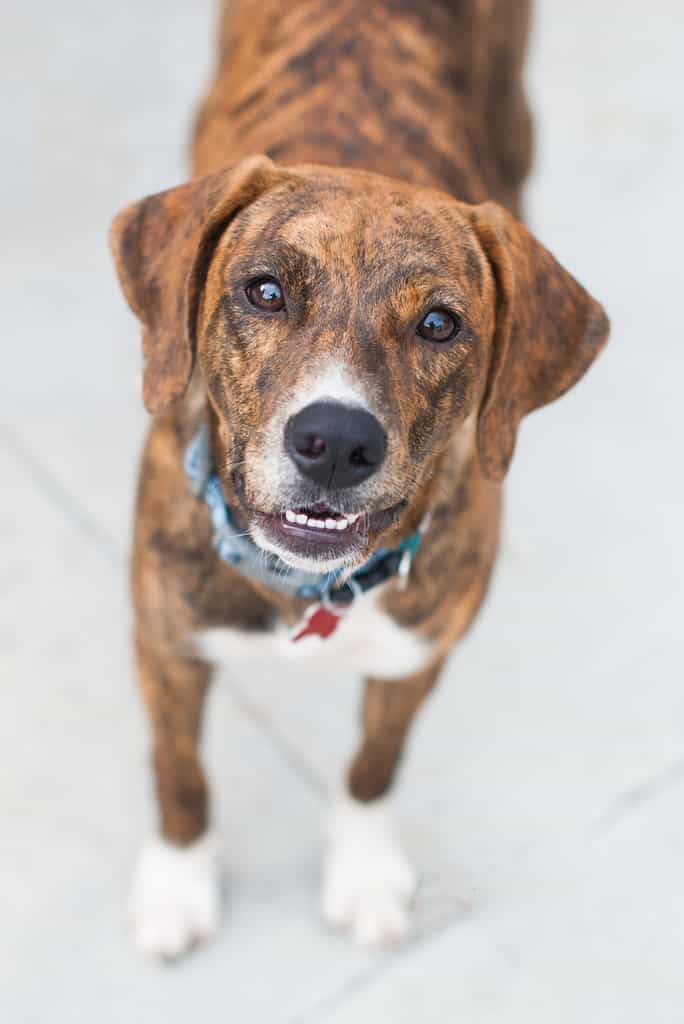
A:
<box><xmin>325</xmin><ymin>518</ymin><xmax>337</xmax><ymax>530</ymax></box>
<box><xmin>347</xmin><ymin>513</ymin><xmax>359</xmax><ymax>523</ymax></box>
<box><xmin>285</xmin><ymin>510</ymin><xmax>296</xmax><ymax>523</ymax></box>
<box><xmin>296</xmin><ymin>513</ymin><xmax>308</xmax><ymax>525</ymax></box>
<box><xmin>307</xmin><ymin>517</ymin><xmax>324</xmax><ymax>528</ymax></box>
<box><xmin>336</xmin><ymin>519</ymin><xmax>348</xmax><ymax>530</ymax></box>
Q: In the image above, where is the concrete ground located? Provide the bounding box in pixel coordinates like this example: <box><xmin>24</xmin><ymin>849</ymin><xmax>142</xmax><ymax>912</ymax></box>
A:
<box><xmin>2</xmin><ymin>1</ymin><xmax>683</xmax><ymax>1021</ymax></box>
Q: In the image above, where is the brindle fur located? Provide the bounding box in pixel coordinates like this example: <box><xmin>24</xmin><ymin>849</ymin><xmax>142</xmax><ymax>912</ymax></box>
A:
<box><xmin>110</xmin><ymin>0</ymin><xmax>608</xmax><ymax>847</ymax></box>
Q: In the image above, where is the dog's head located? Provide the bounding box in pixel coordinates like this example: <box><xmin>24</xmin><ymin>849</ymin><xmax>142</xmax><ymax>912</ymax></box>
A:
<box><xmin>111</xmin><ymin>156</ymin><xmax>608</xmax><ymax>572</ymax></box>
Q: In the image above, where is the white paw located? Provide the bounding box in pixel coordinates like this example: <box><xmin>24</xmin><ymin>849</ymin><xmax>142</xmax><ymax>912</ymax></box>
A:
<box><xmin>320</xmin><ymin>795</ymin><xmax>418</xmax><ymax>948</ymax></box>
<box><xmin>129</xmin><ymin>831</ymin><xmax>222</xmax><ymax>959</ymax></box>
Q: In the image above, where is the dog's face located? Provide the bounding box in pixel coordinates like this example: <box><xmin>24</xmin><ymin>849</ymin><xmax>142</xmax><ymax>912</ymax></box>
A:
<box><xmin>111</xmin><ymin>157</ymin><xmax>608</xmax><ymax>572</ymax></box>
<box><xmin>197</xmin><ymin>168</ymin><xmax>493</xmax><ymax>570</ymax></box>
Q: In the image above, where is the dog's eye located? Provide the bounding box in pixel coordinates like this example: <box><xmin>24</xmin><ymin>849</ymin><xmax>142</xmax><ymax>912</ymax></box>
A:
<box><xmin>245</xmin><ymin>277</ymin><xmax>285</xmax><ymax>312</ymax></box>
<box><xmin>417</xmin><ymin>308</ymin><xmax>461</xmax><ymax>343</ymax></box>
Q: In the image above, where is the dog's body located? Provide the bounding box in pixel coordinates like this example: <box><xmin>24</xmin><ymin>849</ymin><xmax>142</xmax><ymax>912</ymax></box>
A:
<box><xmin>195</xmin><ymin>0</ymin><xmax>532</xmax><ymax>207</ymax></box>
<box><xmin>111</xmin><ymin>0</ymin><xmax>608</xmax><ymax>957</ymax></box>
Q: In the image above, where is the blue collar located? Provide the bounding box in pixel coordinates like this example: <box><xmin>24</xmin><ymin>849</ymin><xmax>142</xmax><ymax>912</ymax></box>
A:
<box><xmin>183</xmin><ymin>425</ymin><xmax>427</xmax><ymax>604</ymax></box>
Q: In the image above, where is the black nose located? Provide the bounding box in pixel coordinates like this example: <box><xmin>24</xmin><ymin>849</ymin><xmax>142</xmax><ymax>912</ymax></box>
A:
<box><xmin>285</xmin><ymin>401</ymin><xmax>387</xmax><ymax>489</ymax></box>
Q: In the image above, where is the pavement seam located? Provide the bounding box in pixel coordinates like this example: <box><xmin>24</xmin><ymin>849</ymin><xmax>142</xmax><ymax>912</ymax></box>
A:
<box><xmin>222</xmin><ymin>670</ymin><xmax>330</xmax><ymax>799</ymax></box>
<box><xmin>287</xmin><ymin>902</ymin><xmax>478</xmax><ymax>1024</ymax></box>
<box><xmin>0</xmin><ymin>418</ymin><xmax>122</xmax><ymax>569</ymax></box>
<box><xmin>591</xmin><ymin>754</ymin><xmax>684</xmax><ymax>835</ymax></box>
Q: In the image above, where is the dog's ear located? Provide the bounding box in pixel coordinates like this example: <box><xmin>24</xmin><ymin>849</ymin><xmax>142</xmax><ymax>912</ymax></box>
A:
<box><xmin>109</xmin><ymin>155</ymin><xmax>286</xmax><ymax>413</ymax></box>
<box><xmin>470</xmin><ymin>202</ymin><xmax>609</xmax><ymax>482</ymax></box>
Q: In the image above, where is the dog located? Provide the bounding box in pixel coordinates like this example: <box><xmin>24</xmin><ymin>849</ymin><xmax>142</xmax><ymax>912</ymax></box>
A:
<box><xmin>110</xmin><ymin>0</ymin><xmax>608</xmax><ymax>957</ymax></box>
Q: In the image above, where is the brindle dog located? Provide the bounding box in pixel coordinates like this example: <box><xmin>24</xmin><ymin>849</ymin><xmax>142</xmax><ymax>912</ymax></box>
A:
<box><xmin>110</xmin><ymin>0</ymin><xmax>608</xmax><ymax>957</ymax></box>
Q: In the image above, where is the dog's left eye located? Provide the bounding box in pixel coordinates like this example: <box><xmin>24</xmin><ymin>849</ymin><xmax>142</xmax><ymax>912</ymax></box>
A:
<box><xmin>417</xmin><ymin>308</ymin><xmax>461</xmax><ymax>343</ymax></box>
<box><xmin>245</xmin><ymin>277</ymin><xmax>285</xmax><ymax>312</ymax></box>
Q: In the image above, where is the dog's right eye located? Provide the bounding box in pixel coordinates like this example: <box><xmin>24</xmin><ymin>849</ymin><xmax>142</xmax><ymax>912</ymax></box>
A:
<box><xmin>245</xmin><ymin>277</ymin><xmax>285</xmax><ymax>312</ymax></box>
<box><xmin>417</xmin><ymin>308</ymin><xmax>461</xmax><ymax>343</ymax></box>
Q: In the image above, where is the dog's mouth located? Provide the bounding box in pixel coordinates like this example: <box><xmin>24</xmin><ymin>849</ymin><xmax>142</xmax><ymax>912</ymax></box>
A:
<box><xmin>232</xmin><ymin>472</ymin><xmax>406</xmax><ymax>566</ymax></box>
<box><xmin>255</xmin><ymin>500</ymin><xmax>407</xmax><ymax>566</ymax></box>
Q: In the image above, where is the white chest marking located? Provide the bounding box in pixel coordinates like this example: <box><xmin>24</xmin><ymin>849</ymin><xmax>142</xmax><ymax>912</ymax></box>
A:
<box><xmin>194</xmin><ymin>586</ymin><xmax>433</xmax><ymax>680</ymax></box>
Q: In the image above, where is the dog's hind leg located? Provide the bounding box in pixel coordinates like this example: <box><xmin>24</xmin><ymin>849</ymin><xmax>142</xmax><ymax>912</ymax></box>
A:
<box><xmin>320</xmin><ymin>658</ymin><xmax>443</xmax><ymax>947</ymax></box>
<box><xmin>129</xmin><ymin>632</ymin><xmax>221</xmax><ymax>959</ymax></box>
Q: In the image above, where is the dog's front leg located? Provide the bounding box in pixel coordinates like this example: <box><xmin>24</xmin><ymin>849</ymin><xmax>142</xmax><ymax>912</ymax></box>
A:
<box><xmin>320</xmin><ymin>658</ymin><xmax>443</xmax><ymax>947</ymax></box>
<box><xmin>129</xmin><ymin>631</ymin><xmax>221</xmax><ymax>959</ymax></box>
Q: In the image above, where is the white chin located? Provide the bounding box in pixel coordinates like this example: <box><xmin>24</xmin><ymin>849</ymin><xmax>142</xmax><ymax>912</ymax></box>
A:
<box><xmin>249</xmin><ymin>524</ymin><xmax>362</xmax><ymax>574</ymax></box>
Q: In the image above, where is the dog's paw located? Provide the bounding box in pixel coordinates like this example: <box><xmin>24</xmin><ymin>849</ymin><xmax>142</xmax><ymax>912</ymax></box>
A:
<box><xmin>320</xmin><ymin>795</ymin><xmax>417</xmax><ymax>948</ymax></box>
<box><xmin>129</xmin><ymin>831</ymin><xmax>222</xmax><ymax>959</ymax></box>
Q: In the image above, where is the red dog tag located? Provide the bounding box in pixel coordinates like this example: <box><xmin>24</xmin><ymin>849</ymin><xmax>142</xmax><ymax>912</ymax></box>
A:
<box><xmin>291</xmin><ymin>602</ymin><xmax>345</xmax><ymax>642</ymax></box>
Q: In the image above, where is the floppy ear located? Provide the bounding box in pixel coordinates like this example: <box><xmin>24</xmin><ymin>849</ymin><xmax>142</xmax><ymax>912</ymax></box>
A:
<box><xmin>109</xmin><ymin>155</ymin><xmax>286</xmax><ymax>413</ymax></box>
<box><xmin>470</xmin><ymin>202</ymin><xmax>609</xmax><ymax>482</ymax></box>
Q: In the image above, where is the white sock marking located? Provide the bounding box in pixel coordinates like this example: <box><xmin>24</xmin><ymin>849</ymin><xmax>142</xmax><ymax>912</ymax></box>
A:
<box><xmin>320</xmin><ymin>794</ymin><xmax>418</xmax><ymax>947</ymax></box>
<box><xmin>129</xmin><ymin>831</ymin><xmax>222</xmax><ymax>959</ymax></box>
